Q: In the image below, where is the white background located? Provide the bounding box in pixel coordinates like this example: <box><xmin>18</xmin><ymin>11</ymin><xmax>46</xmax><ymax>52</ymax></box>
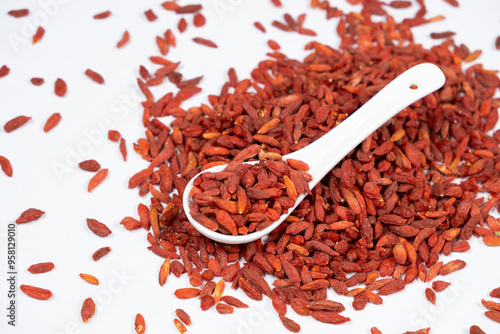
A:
<box><xmin>1</xmin><ymin>0</ymin><xmax>500</xmax><ymax>333</ymax></box>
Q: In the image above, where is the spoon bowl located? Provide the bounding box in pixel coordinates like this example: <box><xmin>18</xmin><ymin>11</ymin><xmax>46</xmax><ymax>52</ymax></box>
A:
<box><xmin>183</xmin><ymin>63</ymin><xmax>446</xmax><ymax>244</ymax></box>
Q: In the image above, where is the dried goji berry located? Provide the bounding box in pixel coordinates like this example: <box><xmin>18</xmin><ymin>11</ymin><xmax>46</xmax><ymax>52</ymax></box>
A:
<box><xmin>92</xmin><ymin>246</ymin><xmax>111</xmax><ymax>261</ymax></box>
<box><xmin>85</xmin><ymin>69</ymin><xmax>104</xmax><ymax>84</ymax></box>
<box><xmin>16</xmin><ymin>208</ymin><xmax>45</xmax><ymax>224</ymax></box>
<box><xmin>94</xmin><ymin>11</ymin><xmax>111</xmax><ymax>19</ymax></box>
<box><xmin>54</xmin><ymin>78</ymin><xmax>67</xmax><ymax>97</ymax></box>
<box><xmin>32</xmin><ymin>26</ymin><xmax>45</xmax><ymax>44</ymax></box>
<box><xmin>8</xmin><ymin>9</ymin><xmax>29</xmax><ymax>17</ymax></box>
<box><xmin>4</xmin><ymin>116</ymin><xmax>31</xmax><ymax>133</ymax></box>
<box><xmin>117</xmin><ymin>30</ymin><xmax>130</xmax><ymax>48</ymax></box>
<box><xmin>86</xmin><ymin>218</ymin><xmax>112</xmax><ymax>237</ymax></box>
<box><xmin>88</xmin><ymin>168</ymin><xmax>108</xmax><ymax>192</ymax></box>
<box><xmin>0</xmin><ymin>156</ymin><xmax>13</xmax><ymax>177</ymax></box>
<box><xmin>43</xmin><ymin>113</ymin><xmax>61</xmax><ymax>132</ymax></box>
<box><xmin>27</xmin><ymin>262</ymin><xmax>54</xmax><ymax>274</ymax></box>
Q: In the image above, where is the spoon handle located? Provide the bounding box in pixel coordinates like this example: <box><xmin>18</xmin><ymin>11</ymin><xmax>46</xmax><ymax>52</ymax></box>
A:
<box><xmin>285</xmin><ymin>63</ymin><xmax>445</xmax><ymax>189</ymax></box>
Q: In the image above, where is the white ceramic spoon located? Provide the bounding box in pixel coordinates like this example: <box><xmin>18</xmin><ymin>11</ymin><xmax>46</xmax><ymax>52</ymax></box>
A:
<box><xmin>183</xmin><ymin>63</ymin><xmax>445</xmax><ymax>244</ymax></box>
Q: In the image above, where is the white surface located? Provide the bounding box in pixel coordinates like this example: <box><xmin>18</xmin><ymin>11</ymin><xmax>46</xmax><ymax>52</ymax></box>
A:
<box><xmin>0</xmin><ymin>0</ymin><xmax>499</xmax><ymax>334</ymax></box>
<box><xmin>184</xmin><ymin>64</ymin><xmax>446</xmax><ymax>245</ymax></box>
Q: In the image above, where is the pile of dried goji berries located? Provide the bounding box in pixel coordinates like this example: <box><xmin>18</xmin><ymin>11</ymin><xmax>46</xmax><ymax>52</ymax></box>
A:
<box><xmin>189</xmin><ymin>153</ymin><xmax>312</xmax><ymax>236</ymax></box>
<box><xmin>118</xmin><ymin>0</ymin><xmax>500</xmax><ymax>333</ymax></box>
